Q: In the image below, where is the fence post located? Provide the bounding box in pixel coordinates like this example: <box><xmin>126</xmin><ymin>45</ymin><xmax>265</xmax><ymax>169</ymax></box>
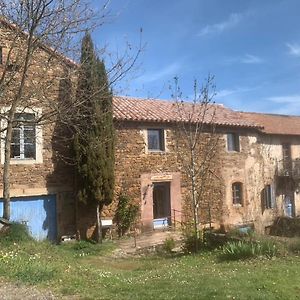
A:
<box><xmin>133</xmin><ymin>223</ymin><xmax>137</xmax><ymax>248</ymax></box>
<box><xmin>173</xmin><ymin>209</ymin><xmax>176</xmax><ymax>230</ymax></box>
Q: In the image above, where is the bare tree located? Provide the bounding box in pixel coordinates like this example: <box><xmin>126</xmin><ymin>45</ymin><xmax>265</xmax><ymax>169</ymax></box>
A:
<box><xmin>0</xmin><ymin>0</ymin><xmax>142</xmax><ymax>221</ymax></box>
<box><xmin>172</xmin><ymin>76</ymin><xmax>221</xmax><ymax>251</ymax></box>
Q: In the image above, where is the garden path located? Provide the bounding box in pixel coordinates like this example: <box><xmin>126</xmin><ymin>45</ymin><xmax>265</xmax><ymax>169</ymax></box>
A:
<box><xmin>111</xmin><ymin>229</ymin><xmax>183</xmax><ymax>257</ymax></box>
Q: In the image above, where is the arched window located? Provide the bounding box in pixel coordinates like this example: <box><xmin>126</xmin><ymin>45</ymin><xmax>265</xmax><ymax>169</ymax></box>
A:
<box><xmin>232</xmin><ymin>182</ymin><xmax>243</xmax><ymax>205</ymax></box>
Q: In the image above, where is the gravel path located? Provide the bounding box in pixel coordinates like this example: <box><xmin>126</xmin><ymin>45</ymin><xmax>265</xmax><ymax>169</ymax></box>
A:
<box><xmin>0</xmin><ymin>280</ymin><xmax>56</xmax><ymax>300</ymax></box>
<box><xmin>111</xmin><ymin>230</ymin><xmax>183</xmax><ymax>257</ymax></box>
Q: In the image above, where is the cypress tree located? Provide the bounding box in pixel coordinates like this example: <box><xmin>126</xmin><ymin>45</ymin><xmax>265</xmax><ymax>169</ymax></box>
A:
<box><xmin>74</xmin><ymin>32</ymin><xmax>115</xmax><ymax>243</ymax></box>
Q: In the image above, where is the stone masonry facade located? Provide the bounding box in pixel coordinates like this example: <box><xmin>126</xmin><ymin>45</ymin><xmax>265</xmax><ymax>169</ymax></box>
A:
<box><xmin>1</xmin><ymin>19</ymin><xmax>300</xmax><ymax>240</ymax></box>
<box><xmin>108</xmin><ymin>120</ymin><xmax>300</xmax><ymax>235</ymax></box>
<box><xmin>0</xmin><ymin>20</ymin><xmax>76</xmax><ymax>238</ymax></box>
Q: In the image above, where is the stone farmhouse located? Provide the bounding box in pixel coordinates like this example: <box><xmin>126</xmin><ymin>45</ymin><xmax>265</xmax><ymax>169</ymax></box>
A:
<box><xmin>0</xmin><ymin>19</ymin><xmax>299</xmax><ymax>241</ymax></box>
<box><xmin>109</xmin><ymin>97</ymin><xmax>300</xmax><ymax>236</ymax></box>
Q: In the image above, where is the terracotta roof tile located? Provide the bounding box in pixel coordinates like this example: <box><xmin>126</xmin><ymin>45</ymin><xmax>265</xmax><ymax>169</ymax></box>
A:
<box><xmin>113</xmin><ymin>96</ymin><xmax>261</xmax><ymax>129</ymax></box>
<box><xmin>241</xmin><ymin>112</ymin><xmax>300</xmax><ymax>135</ymax></box>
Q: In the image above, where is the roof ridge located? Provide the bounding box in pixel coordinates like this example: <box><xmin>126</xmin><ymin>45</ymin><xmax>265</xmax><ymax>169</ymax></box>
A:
<box><xmin>240</xmin><ymin>111</ymin><xmax>300</xmax><ymax>118</ymax></box>
<box><xmin>115</xmin><ymin>95</ymin><xmax>229</xmax><ymax>107</ymax></box>
<box><xmin>0</xmin><ymin>17</ymin><xmax>77</xmax><ymax>67</ymax></box>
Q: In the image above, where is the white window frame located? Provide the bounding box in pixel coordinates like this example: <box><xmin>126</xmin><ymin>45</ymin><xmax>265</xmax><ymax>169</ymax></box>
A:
<box><xmin>1</xmin><ymin>107</ymin><xmax>43</xmax><ymax>164</ymax></box>
<box><xmin>147</xmin><ymin>128</ymin><xmax>165</xmax><ymax>151</ymax></box>
<box><xmin>142</xmin><ymin>128</ymin><xmax>168</xmax><ymax>154</ymax></box>
<box><xmin>232</xmin><ymin>182</ymin><xmax>243</xmax><ymax>206</ymax></box>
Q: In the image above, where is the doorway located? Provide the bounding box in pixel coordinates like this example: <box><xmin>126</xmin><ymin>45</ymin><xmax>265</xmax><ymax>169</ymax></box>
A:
<box><xmin>153</xmin><ymin>182</ymin><xmax>171</xmax><ymax>228</ymax></box>
<box><xmin>284</xmin><ymin>194</ymin><xmax>295</xmax><ymax>217</ymax></box>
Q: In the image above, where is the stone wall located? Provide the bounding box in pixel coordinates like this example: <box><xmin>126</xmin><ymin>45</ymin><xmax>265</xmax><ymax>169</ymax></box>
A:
<box><xmin>106</xmin><ymin>123</ymin><xmax>300</xmax><ymax>235</ymax></box>
<box><xmin>0</xmin><ymin>24</ymin><xmax>76</xmax><ymax>238</ymax></box>
<box><xmin>100</xmin><ymin>121</ymin><xmax>225</xmax><ymax>235</ymax></box>
<box><xmin>220</xmin><ymin>130</ymin><xmax>300</xmax><ymax>233</ymax></box>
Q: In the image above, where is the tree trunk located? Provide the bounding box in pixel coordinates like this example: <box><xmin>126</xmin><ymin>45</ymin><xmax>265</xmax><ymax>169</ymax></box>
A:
<box><xmin>75</xmin><ymin>193</ymin><xmax>80</xmax><ymax>241</ymax></box>
<box><xmin>96</xmin><ymin>203</ymin><xmax>102</xmax><ymax>244</ymax></box>
<box><xmin>2</xmin><ymin>34</ymin><xmax>33</xmax><ymax>221</ymax></box>
<box><xmin>3</xmin><ymin>116</ymin><xmax>14</xmax><ymax>220</ymax></box>
<box><xmin>191</xmin><ymin>149</ymin><xmax>199</xmax><ymax>252</ymax></box>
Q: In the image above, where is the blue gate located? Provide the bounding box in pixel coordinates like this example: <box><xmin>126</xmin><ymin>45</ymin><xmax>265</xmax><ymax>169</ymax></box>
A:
<box><xmin>0</xmin><ymin>194</ymin><xmax>57</xmax><ymax>241</ymax></box>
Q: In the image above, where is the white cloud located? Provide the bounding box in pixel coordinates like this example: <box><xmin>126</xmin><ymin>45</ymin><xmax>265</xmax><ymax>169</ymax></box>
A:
<box><xmin>286</xmin><ymin>43</ymin><xmax>300</xmax><ymax>57</ymax></box>
<box><xmin>268</xmin><ymin>103</ymin><xmax>300</xmax><ymax>115</ymax></box>
<box><xmin>266</xmin><ymin>94</ymin><xmax>300</xmax><ymax>115</ymax></box>
<box><xmin>241</xmin><ymin>54</ymin><xmax>264</xmax><ymax>64</ymax></box>
<box><xmin>136</xmin><ymin>62</ymin><xmax>181</xmax><ymax>83</ymax></box>
<box><xmin>225</xmin><ymin>54</ymin><xmax>264</xmax><ymax>65</ymax></box>
<box><xmin>216</xmin><ymin>87</ymin><xmax>254</xmax><ymax>99</ymax></box>
<box><xmin>198</xmin><ymin>13</ymin><xmax>243</xmax><ymax>37</ymax></box>
<box><xmin>266</xmin><ymin>94</ymin><xmax>300</xmax><ymax>104</ymax></box>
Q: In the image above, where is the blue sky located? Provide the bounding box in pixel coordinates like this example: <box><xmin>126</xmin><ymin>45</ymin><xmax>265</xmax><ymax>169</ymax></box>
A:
<box><xmin>92</xmin><ymin>0</ymin><xmax>300</xmax><ymax>115</ymax></box>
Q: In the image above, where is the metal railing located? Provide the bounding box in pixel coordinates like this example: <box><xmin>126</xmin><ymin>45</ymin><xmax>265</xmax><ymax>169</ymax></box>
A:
<box><xmin>276</xmin><ymin>159</ymin><xmax>300</xmax><ymax>178</ymax></box>
<box><xmin>127</xmin><ymin>208</ymin><xmax>220</xmax><ymax>249</ymax></box>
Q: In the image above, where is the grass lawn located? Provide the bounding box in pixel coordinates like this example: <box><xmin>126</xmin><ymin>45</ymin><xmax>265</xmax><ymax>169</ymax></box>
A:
<box><xmin>0</xmin><ymin>238</ymin><xmax>299</xmax><ymax>300</ymax></box>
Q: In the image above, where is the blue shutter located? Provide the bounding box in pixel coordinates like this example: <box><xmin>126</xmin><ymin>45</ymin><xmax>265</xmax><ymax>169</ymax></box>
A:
<box><xmin>0</xmin><ymin>195</ymin><xmax>57</xmax><ymax>241</ymax></box>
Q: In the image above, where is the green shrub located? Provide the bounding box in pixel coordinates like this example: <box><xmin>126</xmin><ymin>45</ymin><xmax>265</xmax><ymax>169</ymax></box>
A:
<box><xmin>162</xmin><ymin>237</ymin><xmax>176</xmax><ymax>253</ymax></box>
<box><xmin>182</xmin><ymin>233</ymin><xmax>203</xmax><ymax>253</ymax></box>
<box><xmin>221</xmin><ymin>239</ymin><xmax>278</xmax><ymax>261</ymax></box>
<box><xmin>221</xmin><ymin>241</ymin><xmax>256</xmax><ymax>261</ymax></box>
<box><xmin>288</xmin><ymin>239</ymin><xmax>300</xmax><ymax>254</ymax></box>
<box><xmin>270</xmin><ymin>217</ymin><xmax>300</xmax><ymax>237</ymax></box>
<box><xmin>182</xmin><ymin>230</ymin><xmax>228</xmax><ymax>253</ymax></box>
<box><xmin>0</xmin><ymin>222</ymin><xmax>33</xmax><ymax>243</ymax></box>
<box><xmin>203</xmin><ymin>231</ymin><xmax>228</xmax><ymax>249</ymax></box>
<box><xmin>115</xmin><ymin>194</ymin><xmax>139</xmax><ymax>237</ymax></box>
<box><xmin>256</xmin><ymin>239</ymin><xmax>278</xmax><ymax>258</ymax></box>
<box><xmin>61</xmin><ymin>240</ymin><xmax>115</xmax><ymax>257</ymax></box>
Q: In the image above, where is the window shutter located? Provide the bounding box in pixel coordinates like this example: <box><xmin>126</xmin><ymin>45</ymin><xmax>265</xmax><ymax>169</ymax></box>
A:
<box><xmin>235</xmin><ymin>134</ymin><xmax>240</xmax><ymax>152</ymax></box>
<box><xmin>227</xmin><ymin>134</ymin><xmax>234</xmax><ymax>151</ymax></box>
<box><xmin>0</xmin><ymin>47</ymin><xmax>2</xmax><ymax>65</ymax></box>
<box><xmin>261</xmin><ymin>188</ymin><xmax>266</xmax><ymax>214</ymax></box>
<box><xmin>270</xmin><ymin>183</ymin><xmax>276</xmax><ymax>209</ymax></box>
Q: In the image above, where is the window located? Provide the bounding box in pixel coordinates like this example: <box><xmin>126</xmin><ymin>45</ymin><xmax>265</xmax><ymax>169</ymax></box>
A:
<box><xmin>11</xmin><ymin>113</ymin><xmax>36</xmax><ymax>159</ymax></box>
<box><xmin>147</xmin><ymin>129</ymin><xmax>165</xmax><ymax>151</ymax></box>
<box><xmin>232</xmin><ymin>182</ymin><xmax>243</xmax><ymax>205</ymax></box>
<box><xmin>262</xmin><ymin>184</ymin><xmax>275</xmax><ymax>210</ymax></box>
<box><xmin>227</xmin><ymin>133</ymin><xmax>240</xmax><ymax>152</ymax></box>
<box><xmin>282</xmin><ymin>144</ymin><xmax>291</xmax><ymax>161</ymax></box>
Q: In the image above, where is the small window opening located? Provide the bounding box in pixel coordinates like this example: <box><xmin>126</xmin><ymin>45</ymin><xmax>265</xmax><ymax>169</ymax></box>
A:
<box><xmin>262</xmin><ymin>184</ymin><xmax>275</xmax><ymax>210</ymax></box>
<box><xmin>147</xmin><ymin>129</ymin><xmax>165</xmax><ymax>151</ymax></box>
<box><xmin>0</xmin><ymin>47</ymin><xmax>3</xmax><ymax>65</ymax></box>
<box><xmin>11</xmin><ymin>113</ymin><xmax>36</xmax><ymax>159</ymax></box>
<box><xmin>232</xmin><ymin>182</ymin><xmax>243</xmax><ymax>205</ymax></box>
<box><xmin>227</xmin><ymin>133</ymin><xmax>240</xmax><ymax>152</ymax></box>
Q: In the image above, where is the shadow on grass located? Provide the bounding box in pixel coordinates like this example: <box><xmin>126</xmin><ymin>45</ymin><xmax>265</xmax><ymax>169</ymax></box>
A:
<box><xmin>59</xmin><ymin>239</ymin><xmax>116</xmax><ymax>258</ymax></box>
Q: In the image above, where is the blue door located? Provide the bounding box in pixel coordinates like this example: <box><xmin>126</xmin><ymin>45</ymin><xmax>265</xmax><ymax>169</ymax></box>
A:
<box><xmin>0</xmin><ymin>195</ymin><xmax>57</xmax><ymax>241</ymax></box>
